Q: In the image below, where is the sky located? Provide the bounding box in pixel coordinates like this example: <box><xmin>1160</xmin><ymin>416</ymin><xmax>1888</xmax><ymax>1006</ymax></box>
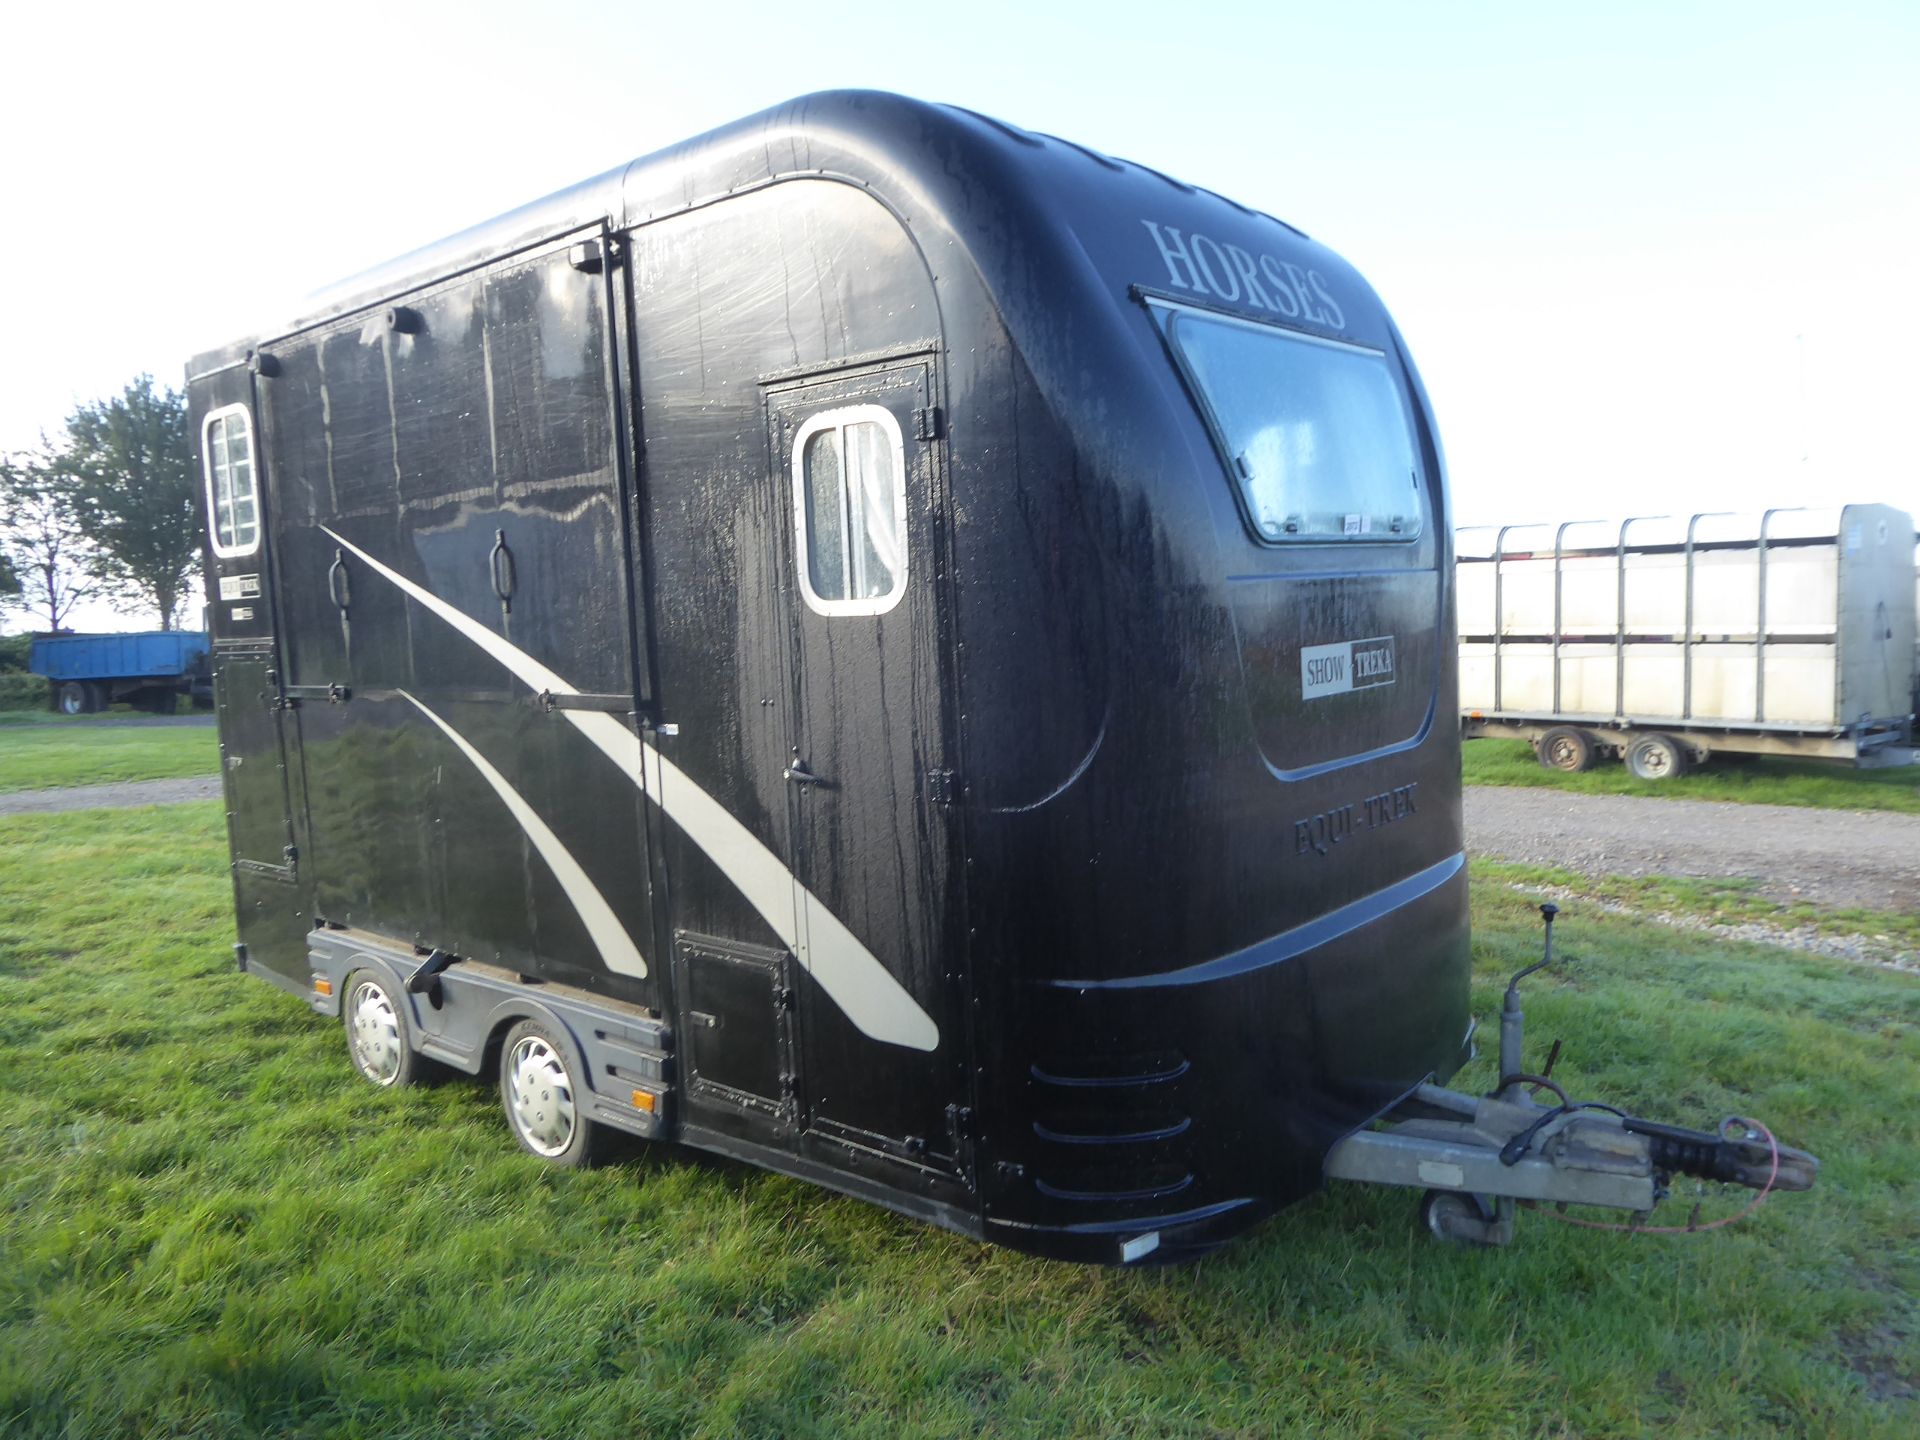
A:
<box><xmin>3</xmin><ymin>0</ymin><xmax>1915</xmax><ymax>629</ymax></box>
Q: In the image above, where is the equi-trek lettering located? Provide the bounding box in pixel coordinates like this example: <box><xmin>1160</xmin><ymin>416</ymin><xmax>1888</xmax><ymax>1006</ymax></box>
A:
<box><xmin>1294</xmin><ymin>782</ymin><xmax>1420</xmax><ymax>857</ymax></box>
<box><xmin>1141</xmin><ymin>220</ymin><xmax>1346</xmax><ymax>329</ymax></box>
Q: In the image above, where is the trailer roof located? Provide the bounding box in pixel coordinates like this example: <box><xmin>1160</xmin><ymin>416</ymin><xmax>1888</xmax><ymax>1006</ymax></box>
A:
<box><xmin>189</xmin><ymin>90</ymin><xmax>1338</xmax><ymax>375</ymax></box>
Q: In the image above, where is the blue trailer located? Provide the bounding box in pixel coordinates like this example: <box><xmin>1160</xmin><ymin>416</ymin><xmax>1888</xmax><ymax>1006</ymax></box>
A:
<box><xmin>28</xmin><ymin>631</ymin><xmax>213</xmax><ymax>715</ymax></box>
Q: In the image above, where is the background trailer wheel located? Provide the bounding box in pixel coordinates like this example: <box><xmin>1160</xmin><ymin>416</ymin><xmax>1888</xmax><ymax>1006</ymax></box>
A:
<box><xmin>55</xmin><ymin>681</ymin><xmax>93</xmax><ymax>716</ymax></box>
<box><xmin>499</xmin><ymin>1018</ymin><xmax>605</xmax><ymax>1168</ymax></box>
<box><xmin>1536</xmin><ymin>725</ymin><xmax>1596</xmax><ymax>772</ymax></box>
<box><xmin>1625</xmin><ymin>731</ymin><xmax>1689</xmax><ymax>781</ymax></box>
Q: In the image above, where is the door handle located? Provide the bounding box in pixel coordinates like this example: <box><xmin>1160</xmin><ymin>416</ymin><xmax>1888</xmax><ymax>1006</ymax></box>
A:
<box><xmin>784</xmin><ymin>754</ymin><xmax>823</xmax><ymax>786</ymax></box>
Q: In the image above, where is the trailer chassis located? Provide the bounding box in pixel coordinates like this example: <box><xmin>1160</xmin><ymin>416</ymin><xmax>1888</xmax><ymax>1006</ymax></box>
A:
<box><xmin>1464</xmin><ymin>714</ymin><xmax>1914</xmax><ymax>769</ymax></box>
<box><xmin>1324</xmin><ymin>904</ymin><xmax>1818</xmax><ymax>1244</ymax></box>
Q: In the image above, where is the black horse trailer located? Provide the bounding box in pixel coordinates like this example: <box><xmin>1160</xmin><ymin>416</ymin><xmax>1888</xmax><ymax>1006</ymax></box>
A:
<box><xmin>191</xmin><ymin>92</ymin><xmax>1811</xmax><ymax>1263</ymax></box>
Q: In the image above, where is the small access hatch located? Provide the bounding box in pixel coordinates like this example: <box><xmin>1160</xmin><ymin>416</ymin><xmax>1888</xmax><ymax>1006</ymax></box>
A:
<box><xmin>673</xmin><ymin>933</ymin><xmax>798</xmax><ymax>1130</ymax></box>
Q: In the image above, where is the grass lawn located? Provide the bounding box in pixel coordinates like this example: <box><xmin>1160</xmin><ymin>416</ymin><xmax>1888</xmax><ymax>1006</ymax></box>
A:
<box><xmin>0</xmin><ymin>721</ymin><xmax>219</xmax><ymax>794</ymax></box>
<box><xmin>1464</xmin><ymin>737</ymin><xmax>1920</xmax><ymax>815</ymax></box>
<box><xmin>2</xmin><ymin>805</ymin><xmax>1916</xmax><ymax>1437</ymax></box>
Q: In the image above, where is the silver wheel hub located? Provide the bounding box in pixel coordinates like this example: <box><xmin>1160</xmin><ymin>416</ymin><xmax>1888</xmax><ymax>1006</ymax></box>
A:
<box><xmin>348</xmin><ymin>980</ymin><xmax>403</xmax><ymax>1085</ymax></box>
<box><xmin>506</xmin><ymin>1036</ymin><xmax>576</xmax><ymax>1156</ymax></box>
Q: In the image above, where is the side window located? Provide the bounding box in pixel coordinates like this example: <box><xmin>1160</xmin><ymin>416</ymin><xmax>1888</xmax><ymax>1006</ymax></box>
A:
<box><xmin>791</xmin><ymin>404</ymin><xmax>907</xmax><ymax>615</ymax></box>
<box><xmin>203</xmin><ymin>405</ymin><xmax>260</xmax><ymax>558</ymax></box>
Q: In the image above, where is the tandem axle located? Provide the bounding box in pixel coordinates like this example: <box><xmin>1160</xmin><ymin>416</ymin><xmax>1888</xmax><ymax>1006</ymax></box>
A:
<box><xmin>1323</xmin><ymin>904</ymin><xmax>1818</xmax><ymax>1244</ymax></box>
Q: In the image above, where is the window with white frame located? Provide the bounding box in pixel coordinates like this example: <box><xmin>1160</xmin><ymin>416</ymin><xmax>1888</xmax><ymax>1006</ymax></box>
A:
<box><xmin>202</xmin><ymin>406</ymin><xmax>260</xmax><ymax>557</ymax></box>
<box><xmin>791</xmin><ymin>405</ymin><xmax>907</xmax><ymax>615</ymax></box>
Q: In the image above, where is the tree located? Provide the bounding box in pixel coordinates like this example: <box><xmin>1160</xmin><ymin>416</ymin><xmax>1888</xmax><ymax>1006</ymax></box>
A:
<box><xmin>59</xmin><ymin>375</ymin><xmax>200</xmax><ymax>631</ymax></box>
<box><xmin>0</xmin><ymin>450</ymin><xmax>98</xmax><ymax>631</ymax></box>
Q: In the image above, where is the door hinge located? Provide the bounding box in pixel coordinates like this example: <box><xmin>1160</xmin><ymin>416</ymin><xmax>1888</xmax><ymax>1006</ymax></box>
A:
<box><xmin>946</xmin><ymin>1102</ymin><xmax>977</xmax><ymax>1179</ymax></box>
<box><xmin>926</xmin><ymin>768</ymin><xmax>958</xmax><ymax>805</ymax></box>
<box><xmin>915</xmin><ymin>405</ymin><xmax>944</xmax><ymax>442</ymax></box>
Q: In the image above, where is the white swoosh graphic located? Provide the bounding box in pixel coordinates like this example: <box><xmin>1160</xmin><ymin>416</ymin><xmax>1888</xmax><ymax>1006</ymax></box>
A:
<box><xmin>399</xmin><ymin>691</ymin><xmax>647</xmax><ymax>979</ymax></box>
<box><xmin>321</xmin><ymin>526</ymin><xmax>938</xmax><ymax>1052</ymax></box>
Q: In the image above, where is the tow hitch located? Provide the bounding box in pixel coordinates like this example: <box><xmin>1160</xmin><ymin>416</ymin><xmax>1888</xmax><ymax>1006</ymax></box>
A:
<box><xmin>1324</xmin><ymin>903</ymin><xmax>1819</xmax><ymax>1245</ymax></box>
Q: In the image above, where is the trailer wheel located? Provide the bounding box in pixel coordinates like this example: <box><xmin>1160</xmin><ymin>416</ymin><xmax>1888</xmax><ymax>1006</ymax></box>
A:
<box><xmin>499</xmin><ymin>1018</ymin><xmax>604</xmax><ymax>1168</ymax></box>
<box><xmin>343</xmin><ymin>971</ymin><xmax>420</xmax><ymax>1087</ymax></box>
<box><xmin>55</xmin><ymin>682</ymin><xmax>93</xmax><ymax>716</ymax></box>
<box><xmin>1537</xmin><ymin>726</ymin><xmax>1596</xmax><ymax>773</ymax></box>
<box><xmin>1625</xmin><ymin>732</ymin><xmax>1689</xmax><ymax>782</ymax></box>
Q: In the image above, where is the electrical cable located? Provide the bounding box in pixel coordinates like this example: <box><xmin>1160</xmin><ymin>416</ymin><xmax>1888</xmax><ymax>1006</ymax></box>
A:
<box><xmin>1537</xmin><ymin>1116</ymin><xmax>1780</xmax><ymax>1235</ymax></box>
<box><xmin>1497</xmin><ymin>1098</ymin><xmax>1628</xmax><ymax>1166</ymax></box>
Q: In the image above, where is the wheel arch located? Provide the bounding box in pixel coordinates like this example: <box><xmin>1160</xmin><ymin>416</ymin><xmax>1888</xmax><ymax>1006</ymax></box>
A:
<box><xmin>476</xmin><ymin>996</ymin><xmax>589</xmax><ymax>1080</ymax></box>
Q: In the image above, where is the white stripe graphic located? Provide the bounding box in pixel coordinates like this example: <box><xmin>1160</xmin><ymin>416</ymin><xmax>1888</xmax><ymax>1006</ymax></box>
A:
<box><xmin>397</xmin><ymin>690</ymin><xmax>648</xmax><ymax>979</ymax></box>
<box><xmin>321</xmin><ymin>526</ymin><xmax>938</xmax><ymax>1052</ymax></box>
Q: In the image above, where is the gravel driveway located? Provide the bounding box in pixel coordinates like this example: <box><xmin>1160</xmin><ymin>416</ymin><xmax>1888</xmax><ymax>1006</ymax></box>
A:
<box><xmin>0</xmin><ymin>776</ymin><xmax>222</xmax><ymax>816</ymax></box>
<box><xmin>1466</xmin><ymin>787</ymin><xmax>1920</xmax><ymax>913</ymax></box>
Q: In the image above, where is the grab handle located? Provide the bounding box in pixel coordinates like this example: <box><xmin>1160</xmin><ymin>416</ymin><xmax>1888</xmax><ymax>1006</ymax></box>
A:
<box><xmin>489</xmin><ymin>529</ymin><xmax>515</xmax><ymax>613</ymax></box>
<box><xmin>327</xmin><ymin>549</ymin><xmax>350</xmax><ymax>615</ymax></box>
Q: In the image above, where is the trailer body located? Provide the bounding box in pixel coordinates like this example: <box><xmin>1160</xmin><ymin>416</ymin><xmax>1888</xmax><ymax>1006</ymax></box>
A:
<box><xmin>1458</xmin><ymin>508</ymin><xmax>1916</xmax><ymax>773</ymax></box>
<box><xmin>29</xmin><ymin>630</ymin><xmax>213</xmax><ymax>714</ymax></box>
<box><xmin>188</xmin><ymin>91</ymin><xmax>1470</xmax><ymax>1263</ymax></box>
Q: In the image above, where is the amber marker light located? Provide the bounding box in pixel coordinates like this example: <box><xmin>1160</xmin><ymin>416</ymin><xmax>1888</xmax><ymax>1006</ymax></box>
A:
<box><xmin>312</xmin><ymin>977</ymin><xmax>333</xmax><ymax>996</ymax></box>
<box><xmin>631</xmin><ymin>1090</ymin><xmax>658</xmax><ymax>1114</ymax></box>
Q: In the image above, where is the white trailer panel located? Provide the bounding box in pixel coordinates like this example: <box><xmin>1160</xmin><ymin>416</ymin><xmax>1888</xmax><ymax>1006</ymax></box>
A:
<box><xmin>1457</xmin><ymin>505</ymin><xmax>1914</xmax><ymax>769</ymax></box>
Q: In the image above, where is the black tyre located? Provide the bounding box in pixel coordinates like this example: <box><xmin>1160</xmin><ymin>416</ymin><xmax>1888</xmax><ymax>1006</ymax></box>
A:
<box><xmin>342</xmin><ymin>970</ymin><xmax>422</xmax><ymax>1087</ymax></box>
<box><xmin>1536</xmin><ymin>726</ymin><xmax>1596</xmax><ymax>773</ymax></box>
<box><xmin>1625</xmin><ymin>732</ymin><xmax>1689</xmax><ymax>782</ymax></box>
<box><xmin>499</xmin><ymin>1017</ymin><xmax>605</xmax><ymax>1168</ymax></box>
<box><xmin>55</xmin><ymin>682</ymin><xmax>91</xmax><ymax>716</ymax></box>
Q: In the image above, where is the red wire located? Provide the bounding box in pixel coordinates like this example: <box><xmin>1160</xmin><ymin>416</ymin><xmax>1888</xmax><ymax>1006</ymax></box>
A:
<box><xmin>1538</xmin><ymin>1116</ymin><xmax>1779</xmax><ymax>1235</ymax></box>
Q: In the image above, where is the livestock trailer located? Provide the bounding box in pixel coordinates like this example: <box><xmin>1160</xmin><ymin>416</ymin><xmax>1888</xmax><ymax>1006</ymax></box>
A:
<box><xmin>1458</xmin><ymin>507</ymin><xmax>1917</xmax><ymax>778</ymax></box>
<box><xmin>29</xmin><ymin>630</ymin><xmax>213</xmax><ymax>714</ymax></box>
<box><xmin>190</xmin><ymin>92</ymin><xmax>1810</xmax><ymax>1262</ymax></box>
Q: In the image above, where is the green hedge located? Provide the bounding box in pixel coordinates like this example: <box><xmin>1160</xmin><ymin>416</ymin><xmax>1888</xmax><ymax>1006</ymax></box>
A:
<box><xmin>0</xmin><ymin>673</ymin><xmax>49</xmax><ymax>711</ymax></box>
